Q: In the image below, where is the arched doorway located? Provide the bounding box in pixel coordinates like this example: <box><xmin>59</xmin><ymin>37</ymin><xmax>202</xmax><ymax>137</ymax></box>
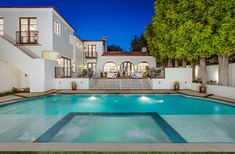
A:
<box><xmin>120</xmin><ymin>61</ymin><xmax>134</xmax><ymax>77</ymax></box>
<box><xmin>103</xmin><ymin>62</ymin><xmax>118</xmax><ymax>77</ymax></box>
<box><xmin>137</xmin><ymin>62</ymin><xmax>150</xmax><ymax>77</ymax></box>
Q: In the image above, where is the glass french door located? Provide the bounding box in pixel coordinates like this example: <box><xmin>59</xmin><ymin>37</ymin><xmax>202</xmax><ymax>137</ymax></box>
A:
<box><xmin>87</xmin><ymin>63</ymin><xmax>96</xmax><ymax>73</ymax></box>
<box><xmin>60</xmin><ymin>57</ymin><xmax>71</xmax><ymax>77</ymax></box>
<box><xmin>19</xmin><ymin>17</ymin><xmax>38</xmax><ymax>44</ymax></box>
<box><xmin>88</xmin><ymin>45</ymin><xmax>96</xmax><ymax>57</ymax></box>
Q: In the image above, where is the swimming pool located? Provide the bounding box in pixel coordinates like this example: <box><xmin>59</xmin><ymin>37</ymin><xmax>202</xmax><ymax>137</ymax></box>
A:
<box><xmin>1</xmin><ymin>94</ymin><xmax>235</xmax><ymax>143</ymax></box>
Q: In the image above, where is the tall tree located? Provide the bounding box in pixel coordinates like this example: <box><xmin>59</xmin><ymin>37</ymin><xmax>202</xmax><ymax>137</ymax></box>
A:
<box><xmin>208</xmin><ymin>0</ymin><xmax>235</xmax><ymax>86</ymax></box>
<box><xmin>107</xmin><ymin>44</ymin><xmax>123</xmax><ymax>51</ymax></box>
<box><xmin>131</xmin><ymin>34</ymin><xmax>147</xmax><ymax>51</ymax></box>
<box><xmin>147</xmin><ymin>0</ymin><xmax>215</xmax><ymax>83</ymax></box>
<box><xmin>173</xmin><ymin>0</ymin><xmax>214</xmax><ymax>84</ymax></box>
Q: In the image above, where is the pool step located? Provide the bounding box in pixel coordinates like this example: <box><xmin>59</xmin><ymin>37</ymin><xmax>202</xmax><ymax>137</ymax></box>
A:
<box><xmin>90</xmin><ymin>79</ymin><xmax>152</xmax><ymax>89</ymax></box>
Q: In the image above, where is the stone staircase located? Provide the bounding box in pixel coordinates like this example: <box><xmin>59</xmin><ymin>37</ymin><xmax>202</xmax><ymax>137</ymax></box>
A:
<box><xmin>90</xmin><ymin>79</ymin><xmax>152</xmax><ymax>89</ymax></box>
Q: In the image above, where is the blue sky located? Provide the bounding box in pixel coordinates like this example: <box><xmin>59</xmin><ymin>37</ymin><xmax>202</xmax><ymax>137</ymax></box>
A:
<box><xmin>0</xmin><ymin>0</ymin><xmax>155</xmax><ymax>50</ymax></box>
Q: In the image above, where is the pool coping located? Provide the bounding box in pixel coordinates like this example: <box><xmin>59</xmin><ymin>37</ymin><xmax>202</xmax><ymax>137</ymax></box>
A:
<box><xmin>0</xmin><ymin>143</ymin><xmax>235</xmax><ymax>152</ymax></box>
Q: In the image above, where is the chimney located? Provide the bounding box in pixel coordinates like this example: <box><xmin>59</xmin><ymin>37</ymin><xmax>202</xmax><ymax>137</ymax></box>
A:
<box><xmin>141</xmin><ymin>47</ymin><xmax>147</xmax><ymax>52</ymax></box>
<box><xmin>102</xmin><ymin>35</ymin><xmax>107</xmax><ymax>41</ymax></box>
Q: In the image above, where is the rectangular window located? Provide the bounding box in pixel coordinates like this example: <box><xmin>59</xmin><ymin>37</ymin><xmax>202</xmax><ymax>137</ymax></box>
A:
<box><xmin>69</xmin><ymin>35</ymin><xmax>74</xmax><ymax>44</ymax></box>
<box><xmin>54</xmin><ymin>20</ymin><xmax>61</xmax><ymax>35</ymax></box>
<box><xmin>18</xmin><ymin>17</ymin><xmax>38</xmax><ymax>44</ymax></box>
<box><xmin>88</xmin><ymin>45</ymin><xmax>96</xmax><ymax>57</ymax></box>
<box><xmin>0</xmin><ymin>17</ymin><xmax>4</xmax><ymax>36</ymax></box>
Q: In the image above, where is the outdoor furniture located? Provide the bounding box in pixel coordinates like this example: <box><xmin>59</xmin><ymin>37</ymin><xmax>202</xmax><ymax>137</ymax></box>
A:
<box><xmin>107</xmin><ymin>71</ymin><xmax>117</xmax><ymax>78</ymax></box>
<box><xmin>132</xmin><ymin>72</ymin><xmax>143</xmax><ymax>79</ymax></box>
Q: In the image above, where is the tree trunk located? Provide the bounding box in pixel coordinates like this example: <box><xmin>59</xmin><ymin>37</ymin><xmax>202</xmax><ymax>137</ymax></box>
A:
<box><xmin>200</xmin><ymin>58</ymin><xmax>208</xmax><ymax>84</ymax></box>
<box><xmin>167</xmin><ymin>59</ymin><xmax>173</xmax><ymax>68</ymax></box>
<box><xmin>192</xmin><ymin>63</ymin><xmax>196</xmax><ymax>82</ymax></box>
<box><xmin>174</xmin><ymin>60</ymin><xmax>179</xmax><ymax>67</ymax></box>
<box><xmin>218</xmin><ymin>55</ymin><xmax>229</xmax><ymax>86</ymax></box>
<box><xmin>182</xmin><ymin>59</ymin><xmax>187</xmax><ymax>67</ymax></box>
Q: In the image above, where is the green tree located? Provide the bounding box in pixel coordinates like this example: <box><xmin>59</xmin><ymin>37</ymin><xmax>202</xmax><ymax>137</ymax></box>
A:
<box><xmin>107</xmin><ymin>44</ymin><xmax>123</xmax><ymax>51</ymax></box>
<box><xmin>146</xmin><ymin>0</ymin><xmax>215</xmax><ymax>83</ymax></box>
<box><xmin>173</xmin><ymin>0</ymin><xmax>215</xmax><ymax>84</ymax></box>
<box><xmin>144</xmin><ymin>23</ymin><xmax>161</xmax><ymax>62</ymax></box>
<box><xmin>207</xmin><ymin>0</ymin><xmax>235</xmax><ymax>86</ymax></box>
<box><xmin>131</xmin><ymin>34</ymin><xmax>147</xmax><ymax>51</ymax></box>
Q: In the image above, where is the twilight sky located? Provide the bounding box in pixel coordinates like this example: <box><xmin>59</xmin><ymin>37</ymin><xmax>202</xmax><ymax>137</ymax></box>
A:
<box><xmin>0</xmin><ymin>0</ymin><xmax>156</xmax><ymax>50</ymax></box>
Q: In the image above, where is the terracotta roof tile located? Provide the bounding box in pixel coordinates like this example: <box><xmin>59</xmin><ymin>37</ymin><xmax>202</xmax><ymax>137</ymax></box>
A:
<box><xmin>102</xmin><ymin>51</ymin><xmax>151</xmax><ymax>56</ymax></box>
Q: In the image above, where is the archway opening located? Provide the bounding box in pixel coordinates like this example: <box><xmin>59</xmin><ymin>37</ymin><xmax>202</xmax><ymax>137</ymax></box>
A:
<box><xmin>137</xmin><ymin>62</ymin><xmax>150</xmax><ymax>77</ymax></box>
<box><xmin>103</xmin><ymin>62</ymin><xmax>118</xmax><ymax>77</ymax></box>
<box><xmin>120</xmin><ymin>61</ymin><xmax>134</xmax><ymax>77</ymax></box>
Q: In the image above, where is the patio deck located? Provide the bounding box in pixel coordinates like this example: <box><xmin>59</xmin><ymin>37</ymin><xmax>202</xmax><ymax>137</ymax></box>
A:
<box><xmin>0</xmin><ymin>143</ymin><xmax>235</xmax><ymax>152</ymax></box>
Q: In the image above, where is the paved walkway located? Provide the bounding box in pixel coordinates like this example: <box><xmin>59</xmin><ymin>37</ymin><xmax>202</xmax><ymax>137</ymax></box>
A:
<box><xmin>0</xmin><ymin>90</ymin><xmax>60</xmax><ymax>104</ymax></box>
<box><xmin>0</xmin><ymin>95</ymin><xmax>22</xmax><ymax>103</ymax></box>
<box><xmin>178</xmin><ymin>89</ymin><xmax>212</xmax><ymax>97</ymax></box>
<box><xmin>0</xmin><ymin>143</ymin><xmax>235</xmax><ymax>152</ymax></box>
<box><xmin>15</xmin><ymin>89</ymin><xmax>59</xmax><ymax>98</ymax></box>
<box><xmin>1</xmin><ymin>89</ymin><xmax>235</xmax><ymax>104</ymax></box>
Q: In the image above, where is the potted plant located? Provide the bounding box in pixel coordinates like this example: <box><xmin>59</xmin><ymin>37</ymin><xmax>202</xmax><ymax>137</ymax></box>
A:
<box><xmin>71</xmin><ymin>82</ymin><xmax>77</xmax><ymax>91</ymax></box>
<box><xmin>174</xmin><ymin>81</ymin><xmax>180</xmax><ymax>91</ymax></box>
<box><xmin>199</xmin><ymin>84</ymin><xmax>207</xmax><ymax>93</ymax></box>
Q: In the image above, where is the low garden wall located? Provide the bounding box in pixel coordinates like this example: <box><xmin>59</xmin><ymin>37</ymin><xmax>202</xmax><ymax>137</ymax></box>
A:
<box><xmin>152</xmin><ymin>68</ymin><xmax>192</xmax><ymax>89</ymax></box>
<box><xmin>55</xmin><ymin>78</ymin><xmax>90</xmax><ymax>90</ymax></box>
<box><xmin>191</xmin><ymin>83</ymin><xmax>235</xmax><ymax>99</ymax></box>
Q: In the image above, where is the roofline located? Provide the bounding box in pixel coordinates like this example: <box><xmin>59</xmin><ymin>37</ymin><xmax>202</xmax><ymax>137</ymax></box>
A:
<box><xmin>83</xmin><ymin>40</ymin><xmax>105</xmax><ymax>42</ymax></box>
<box><xmin>0</xmin><ymin>6</ymin><xmax>76</xmax><ymax>32</ymax></box>
<box><xmin>102</xmin><ymin>51</ymin><xmax>152</xmax><ymax>56</ymax></box>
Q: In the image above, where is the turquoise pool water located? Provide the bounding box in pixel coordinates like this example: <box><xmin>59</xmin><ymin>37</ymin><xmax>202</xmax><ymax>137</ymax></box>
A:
<box><xmin>1</xmin><ymin>94</ymin><xmax>235</xmax><ymax>143</ymax></box>
<box><xmin>0</xmin><ymin>94</ymin><xmax>235</xmax><ymax>115</ymax></box>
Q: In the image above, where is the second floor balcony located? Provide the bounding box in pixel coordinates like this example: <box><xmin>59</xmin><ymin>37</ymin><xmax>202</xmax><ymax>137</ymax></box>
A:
<box><xmin>85</xmin><ymin>52</ymin><xmax>97</xmax><ymax>59</ymax></box>
<box><xmin>16</xmin><ymin>31</ymin><xmax>39</xmax><ymax>45</ymax></box>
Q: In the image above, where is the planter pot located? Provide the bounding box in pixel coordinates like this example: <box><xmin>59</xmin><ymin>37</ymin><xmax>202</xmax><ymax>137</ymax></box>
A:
<box><xmin>174</xmin><ymin>85</ymin><xmax>180</xmax><ymax>91</ymax></box>
<box><xmin>199</xmin><ymin>86</ymin><xmax>206</xmax><ymax>93</ymax></box>
<box><xmin>72</xmin><ymin>84</ymin><xmax>77</xmax><ymax>91</ymax></box>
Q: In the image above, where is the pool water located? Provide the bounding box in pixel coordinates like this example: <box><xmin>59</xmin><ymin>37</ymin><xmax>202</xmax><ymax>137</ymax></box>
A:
<box><xmin>36</xmin><ymin>113</ymin><xmax>186</xmax><ymax>143</ymax></box>
<box><xmin>0</xmin><ymin>94</ymin><xmax>235</xmax><ymax>115</ymax></box>
<box><xmin>1</xmin><ymin>94</ymin><xmax>235</xmax><ymax>143</ymax></box>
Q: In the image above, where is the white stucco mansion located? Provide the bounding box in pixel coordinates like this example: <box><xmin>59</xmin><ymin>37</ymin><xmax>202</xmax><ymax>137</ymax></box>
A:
<box><xmin>0</xmin><ymin>6</ymin><xmax>156</xmax><ymax>92</ymax></box>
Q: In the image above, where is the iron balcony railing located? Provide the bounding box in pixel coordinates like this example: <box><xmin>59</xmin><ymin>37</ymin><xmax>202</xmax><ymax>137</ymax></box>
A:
<box><xmin>16</xmin><ymin>31</ymin><xmax>39</xmax><ymax>44</ymax></box>
<box><xmin>55</xmin><ymin>67</ymin><xmax>94</xmax><ymax>78</ymax></box>
<box><xmin>85</xmin><ymin>52</ymin><xmax>97</xmax><ymax>59</ymax></box>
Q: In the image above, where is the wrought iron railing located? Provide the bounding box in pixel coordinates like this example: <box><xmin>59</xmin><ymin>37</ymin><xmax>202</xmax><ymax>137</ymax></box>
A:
<box><xmin>16</xmin><ymin>31</ymin><xmax>39</xmax><ymax>44</ymax></box>
<box><xmin>85</xmin><ymin>52</ymin><xmax>97</xmax><ymax>58</ymax></box>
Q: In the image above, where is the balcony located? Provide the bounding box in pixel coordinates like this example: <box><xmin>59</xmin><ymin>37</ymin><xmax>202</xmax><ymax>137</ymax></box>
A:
<box><xmin>16</xmin><ymin>31</ymin><xmax>39</xmax><ymax>45</ymax></box>
<box><xmin>85</xmin><ymin>52</ymin><xmax>97</xmax><ymax>59</ymax></box>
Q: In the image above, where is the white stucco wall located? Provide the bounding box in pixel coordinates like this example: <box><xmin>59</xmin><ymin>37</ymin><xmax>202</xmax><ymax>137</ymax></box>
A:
<box><xmin>44</xmin><ymin>60</ymin><xmax>58</xmax><ymax>91</ymax></box>
<box><xmin>0</xmin><ymin>60</ymin><xmax>29</xmax><ymax>92</ymax></box>
<box><xmin>74</xmin><ymin>37</ymin><xmax>84</xmax><ymax>67</ymax></box>
<box><xmin>0</xmin><ymin>8</ymin><xmax>53</xmax><ymax>57</ymax></box>
<box><xmin>152</xmin><ymin>68</ymin><xmax>192</xmax><ymax>89</ymax></box>
<box><xmin>52</xmin><ymin>11</ymin><xmax>75</xmax><ymax>60</ymax></box>
<box><xmin>0</xmin><ymin>36</ymin><xmax>57</xmax><ymax>92</ymax></box>
<box><xmin>195</xmin><ymin>63</ymin><xmax>235</xmax><ymax>87</ymax></box>
<box><xmin>55</xmin><ymin>78</ymin><xmax>90</xmax><ymax>89</ymax></box>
